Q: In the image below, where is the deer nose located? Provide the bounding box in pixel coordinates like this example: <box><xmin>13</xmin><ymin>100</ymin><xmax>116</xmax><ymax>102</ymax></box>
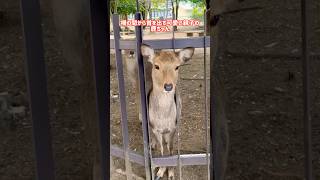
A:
<box><xmin>164</xmin><ymin>83</ymin><xmax>173</xmax><ymax>91</ymax></box>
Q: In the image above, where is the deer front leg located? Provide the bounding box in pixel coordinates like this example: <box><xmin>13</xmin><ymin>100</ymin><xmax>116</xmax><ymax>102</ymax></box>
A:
<box><xmin>150</xmin><ymin>133</ymin><xmax>157</xmax><ymax>150</ymax></box>
<box><xmin>165</xmin><ymin>131</ymin><xmax>175</xmax><ymax>180</ymax></box>
<box><xmin>154</xmin><ymin>131</ymin><xmax>167</xmax><ymax>179</ymax></box>
<box><xmin>132</xmin><ymin>77</ymin><xmax>142</xmax><ymax>123</ymax></box>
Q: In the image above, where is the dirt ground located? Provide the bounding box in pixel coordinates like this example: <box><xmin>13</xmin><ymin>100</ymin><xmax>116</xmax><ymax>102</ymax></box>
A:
<box><xmin>1</xmin><ymin>0</ymin><xmax>320</xmax><ymax>180</ymax></box>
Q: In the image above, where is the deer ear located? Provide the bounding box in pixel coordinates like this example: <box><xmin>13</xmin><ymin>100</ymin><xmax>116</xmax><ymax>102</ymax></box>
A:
<box><xmin>141</xmin><ymin>44</ymin><xmax>155</xmax><ymax>63</ymax></box>
<box><xmin>178</xmin><ymin>47</ymin><xmax>195</xmax><ymax>63</ymax></box>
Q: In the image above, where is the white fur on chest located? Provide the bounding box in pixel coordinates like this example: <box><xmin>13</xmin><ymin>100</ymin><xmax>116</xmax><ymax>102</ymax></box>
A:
<box><xmin>149</xmin><ymin>91</ymin><xmax>177</xmax><ymax>133</ymax></box>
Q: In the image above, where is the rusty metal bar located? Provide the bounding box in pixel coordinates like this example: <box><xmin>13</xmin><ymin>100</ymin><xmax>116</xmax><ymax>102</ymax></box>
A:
<box><xmin>20</xmin><ymin>0</ymin><xmax>55</xmax><ymax>179</ymax></box>
<box><xmin>301</xmin><ymin>0</ymin><xmax>314</xmax><ymax>179</ymax></box>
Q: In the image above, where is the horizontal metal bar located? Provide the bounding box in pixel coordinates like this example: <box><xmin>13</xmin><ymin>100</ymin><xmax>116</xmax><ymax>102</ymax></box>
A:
<box><xmin>110</xmin><ymin>38</ymin><xmax>136</xmax><ymax>50</ymax></box>
<box><xmin>110</xmin><ymin>37</ymin><xmax>210</xmax><ymax>49</ymax></box>
<box><xmin>111</xmin><ymin>145</ymin><xmax>145</xmax><ymax>166</ymax></box>
<box><xmin>153</xmin><ymin>154</ymin><xmax>209</xmax><ymax>167</ymax></box>
<box><xmin>110</xmin><ymin>145</ymin><xmax>209</xmax><ymax>167</ymax></box>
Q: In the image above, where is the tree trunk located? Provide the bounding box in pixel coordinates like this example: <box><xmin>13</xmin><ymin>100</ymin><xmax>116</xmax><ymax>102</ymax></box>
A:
<box><xmin>171</xmin><ymin>0</ymin><xmax>177</xmax><ymax>31</ymax></box>
<box><xmin>204</xmin><ymin>0</ymin><xmax>210</xmax><ymax>35</ymax></box>
<box><xmin>175</xmin><ymin>1</ymin><xmax>179</xmax><ymax>21</ymax></box>
<box><xmin>171</xmin><ymin>0</ymin><xmax>175</xmax><ymax>20</ymax></box>
<box><xmin>165</xmin><ymin>0</ymin><xmax>169</xmax><ymax>18</ymax></box>
<box><xmin>110</xmin><ymin>1</ymin><xmax>115</xmax><ymax>14</ymax></box>
<box><xmin>124</xmin><ymin>14</ymin><xmax>129</xmax><ymax>31</ymax></box>
<box><xmin>205</xmin><ymin>9</ymin><xmax>210</xmax><ymax>35</ymax></box>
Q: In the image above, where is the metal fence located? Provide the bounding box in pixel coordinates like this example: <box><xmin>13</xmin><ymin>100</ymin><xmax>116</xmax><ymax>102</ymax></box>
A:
<box><xmin>110</xmin><ymin>11</ymin><xmax>211</xmax><ymax>179</ymax></box>
<box><xmin>20</xmin><ymin>0</ymin><xmax>109</xmax><ymax>179</ymax></box>
<box><xmin>19</xmin><ymin>0</ymin><xmax>315</xmax><ymax>180</ymax></box>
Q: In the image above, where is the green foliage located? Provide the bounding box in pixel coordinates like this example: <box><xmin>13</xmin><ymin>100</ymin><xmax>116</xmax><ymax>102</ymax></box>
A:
<box><xmin>150</xmin><ymin>0</ymin><xmax>166</xmax><ymax>11</ymax></box>
<box><xmin>191</xmin><ymin>6</ymin><xmax>205</xmax><ymax>20</ymax></box>
<box><xmin>111</xmin><ymin>0</ymin><xmax>167</xmax><ymax>18</ymax></box>
<box><xmin>186</xmin><ymin>0</ymin><xmax>205</xmax><ymax>20</ymax></box>
<box><xmin>111</xmin><ymin>0</ymin><xmax>136</xmax><ymax>16</ymax></box>
<box><xmin>181</xmin><ymin>0</ymin><xmax>205</xmax><ymax>6</ymax></box>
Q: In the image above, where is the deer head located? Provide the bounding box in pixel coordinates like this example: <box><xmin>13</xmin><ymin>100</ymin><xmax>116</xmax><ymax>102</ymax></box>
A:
<box><xmin>141</xmin><ymin>44</ymin><xmax>194</xmax><ymax>93</ymax></box>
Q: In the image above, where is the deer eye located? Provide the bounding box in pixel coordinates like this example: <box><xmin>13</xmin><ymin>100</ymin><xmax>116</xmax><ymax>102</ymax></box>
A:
<box><xmin>175</xmin><ymin>66</ymin><xmax>179</xmax><ymax>70</ymax></box>
<box><xmin>155</xmin><ymin>65</ymin><xmax>160</xmax><ymax>70</ymax></box>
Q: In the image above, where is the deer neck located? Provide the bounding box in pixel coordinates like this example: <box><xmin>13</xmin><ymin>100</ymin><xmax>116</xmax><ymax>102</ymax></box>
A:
<box><xmin>149</xmin><ymin>86</ymin><xmax>176</xmax><ymax>109</ymax></box>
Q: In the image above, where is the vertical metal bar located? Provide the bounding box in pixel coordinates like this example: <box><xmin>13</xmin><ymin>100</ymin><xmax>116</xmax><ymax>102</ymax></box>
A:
<box><xmin>176</xmin><ymin>101</ymin><xmax>182</xmax><ymax>180</ymax></box>
<box><xmin>171</xmin><ymin>8</ymin><xmax>182</xmax><ymax>180</ymax></box>
<box><xmin>209</xmin><ymin>4</ymin><xmax>215</xmax><ymax>180</ymax></box>
<box><xmin>20</xmin><ymin>0</ymin><xmax>55</xmax><ymax>179</ymax></box>
<box><xmin>203</xmin><ymin>10</ymin><xmax>210</xmax><ymax>180</ymax></box>
<box><xmin>209</xmin><ymin>3</ymin><xmax>227</xmax><ymax>180</ymax></box>
<box><xmin>135</xmin><ymin>12</ymin><xmax>153</xmax><ymax>180</ymax></box>
<box><xmin>210</xmin><ymin>33</ymin><xmax>219</xmax><ymax>180</ymax></box>
<box><xmin>165</xmin><ymin>0</ymin><xmax>169</xmax><ymax>18</ymax></box>
<box><xmin>89</xmin><ymin>0</ymin><xmax>109</xmax><ymax>179</ymax></box>
<box><xmin>176</xmin><ymin>93</ymin><xmax>182</xmax><ymax>180</ymax></box>
<box><xmin>210</xmin><ymin>13</ymin><xmax>223</xmax><ymax>180</ymax></box>
<box><xmin>112</xmin><ymin>14</ymin><xmax>133</xmax><ymax>180</ymax></box>
<box><xmin>136</xmin><ymin>0</ymin><xmax>140</xmax><ymax>12</ymax></box>
<box><xmin>114</xmin><ymin>0</ymin><xmax>118</xmax><ymax>14</ymax></box>
<box><xmin>301</xmin><ymin>0</ymin><xmax>313</xmax><ymax>179</ymax></box>
<box><xmin>172</xmin><ymin>17</ymin><xmax>176</xmax><ymax>52</ymax></box>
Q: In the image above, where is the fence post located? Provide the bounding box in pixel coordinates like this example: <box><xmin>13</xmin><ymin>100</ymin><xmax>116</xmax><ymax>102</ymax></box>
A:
<box><xmin>135</xmin><ymin>12</ymin><xmax>153</xmax><ymax>180</ymax></box>
<box><xmin>112</xmin><ymin>14</ymin><xmax>133</xmax><ymax>180</ymax></box>
<box><xmin>209</xmin><ymin>1</ymin><xmax>229</xmax><ymax>179</ymax></box>
<box><xmin>301</xmin><ymin>0</ymin><xmax>313</xmax><ymax>179</ymax></box>
<box><xmin>20</xmin><ymin>0</ymin><xmax>55</xmax><ymax>179</ymax></box>
<box><xmin>89</xmin><ymin>0</ymin><xmax>109</xmax><ymax>179</ymax></box>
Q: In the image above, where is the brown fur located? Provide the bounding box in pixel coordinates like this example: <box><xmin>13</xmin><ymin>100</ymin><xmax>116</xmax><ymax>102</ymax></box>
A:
<box><xmin>142</xmin><ymin>45</ymin><xmax>194</xmax><ymax>179</ymax></box>
<box><xmin>123</xmin><ymin>45</ymin><xmax>194</xmax><ymax>179</ymax></box>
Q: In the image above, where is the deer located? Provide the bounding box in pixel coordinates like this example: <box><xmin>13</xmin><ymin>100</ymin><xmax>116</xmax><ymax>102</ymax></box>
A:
<box><xmin>43</xmin><ymin>0</ymin><xmax>247</xmax><ymax>178</ymax></box>
<box><xmin>123</xmin><ymin>49</ymin><xmax>152</xmax><ymax>124</ymax></box>
<box><xmin>135</xmin><ymin>44</ymin><xmax>193</xmax><ymax>179</ymax></box>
